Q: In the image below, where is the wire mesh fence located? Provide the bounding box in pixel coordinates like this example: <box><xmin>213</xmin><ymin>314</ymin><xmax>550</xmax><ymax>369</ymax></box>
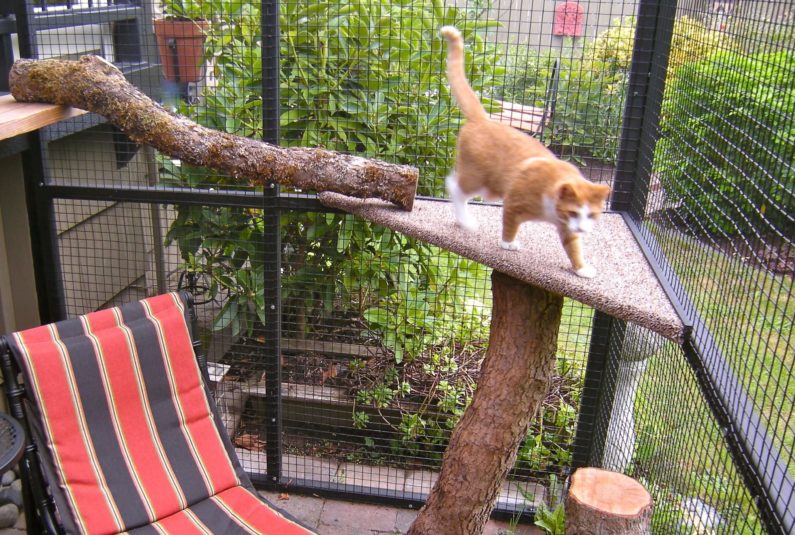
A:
<box><xmin>1</xmin><ymin>0</ymin><xmax>792</xmax><ymax>532</ymax></box>
<box><xmin>625</xmin><ymin>0</ymin><xmax>793</xmax><ymax>532</ymax></box>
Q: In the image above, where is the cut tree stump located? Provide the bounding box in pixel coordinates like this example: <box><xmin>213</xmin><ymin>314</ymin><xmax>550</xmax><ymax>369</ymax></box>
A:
<box><xmin>565</xmin><ymin>467</ymin><xmax>653</xmax><ymax>534</ymax></box>
<box><xmin>408</xmin><ymin>271</ymin><xmax>563</xmax><ymax>535</ymax></box>
<box><xmin>8</xmin><ymin>55</ymin><xmax>417</xmax><ymax>210</ymax></box>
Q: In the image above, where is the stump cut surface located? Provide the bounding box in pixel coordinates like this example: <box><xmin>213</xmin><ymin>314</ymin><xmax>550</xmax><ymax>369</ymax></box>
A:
<box><xmin>569</xmin><ymin>467</ymin><xmax>652</xmax><ymax>516</ymax></box>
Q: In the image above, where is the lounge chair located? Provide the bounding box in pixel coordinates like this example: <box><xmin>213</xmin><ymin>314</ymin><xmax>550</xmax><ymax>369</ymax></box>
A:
<box><xmin>0</xmin><ymin>291</ymin><xmax>315</xmax><ymax>534</ymax></box>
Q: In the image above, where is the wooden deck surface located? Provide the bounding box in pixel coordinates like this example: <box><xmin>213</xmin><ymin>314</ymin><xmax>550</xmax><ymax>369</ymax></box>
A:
<box><xmin>488</xmin><ymin>100</ymin><xmax>548</xmax><ymax>134</ymax></box>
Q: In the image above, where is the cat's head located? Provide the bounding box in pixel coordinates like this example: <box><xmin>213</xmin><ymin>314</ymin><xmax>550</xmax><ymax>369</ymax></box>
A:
<box><xmin>556</xmin><ymin>180</ymin><xmax>611</xmax><ymax>234</ymax></box>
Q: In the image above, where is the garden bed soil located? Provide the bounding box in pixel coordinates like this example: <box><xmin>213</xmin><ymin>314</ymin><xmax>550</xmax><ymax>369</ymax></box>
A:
<box><xmin>219</xmin><ymin>327</ymin><xmax>581</xmax><ymax>480</ymax></box>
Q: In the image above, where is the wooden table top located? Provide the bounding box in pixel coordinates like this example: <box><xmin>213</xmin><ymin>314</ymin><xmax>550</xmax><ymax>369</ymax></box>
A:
<box><xmin>0</xmin><ymin>93</ymin><xmax>87</xmax><ymax>142</ymax></box>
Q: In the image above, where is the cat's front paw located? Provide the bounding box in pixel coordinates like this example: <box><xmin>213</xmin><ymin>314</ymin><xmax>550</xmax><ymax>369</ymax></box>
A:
<box><xmin>575</xmin><ymin>265</ymin><xmax>597</xmax><ymax>278</ymax></box>
<box><xmin>500</xmin><ymin>240</ymin><xmax>520</xmax><ymax>251</ymax></box>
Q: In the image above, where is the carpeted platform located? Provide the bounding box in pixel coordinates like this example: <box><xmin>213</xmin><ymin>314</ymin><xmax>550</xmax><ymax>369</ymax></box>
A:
<box><xmin>319</xmin><ymin>194</ymin><xmax>684</xmax><ymax>343</ymax></box>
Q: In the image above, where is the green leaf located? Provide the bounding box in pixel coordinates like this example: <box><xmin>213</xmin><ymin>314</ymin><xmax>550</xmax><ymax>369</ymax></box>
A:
<box><xmin>280</xmin><ymin>108</ymin><xmax>304</xmax><ymax>126</ymax></box>
<box><xmin>363</xmin><ymin>306</ymin><xmax>390</xmax><ymax>327</ymax></box>
<box><xmin>213</xmin><ymin>299</ymin><xmax>239</xmax><ymax>331</ymax></box>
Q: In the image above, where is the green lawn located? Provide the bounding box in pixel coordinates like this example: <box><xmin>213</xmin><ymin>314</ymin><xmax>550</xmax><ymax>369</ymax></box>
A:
<box><xmin>652</xmin><ymin>227</ymin><xmax>794</xmax><ymax>476</ymax></box>
<box><xmin>624</xmin><ymin>225</ymin><xmax>792</xmax><ymax>533</ymax></box>
<box><xmin>548</xmin><ymin>226</ymin><xmax>790</xmax><ymax>533</ymax></box>
<box><xmin>634</xmin><ymin>346</ymin><xmax>765</xmax><ymax>534</ymax></box>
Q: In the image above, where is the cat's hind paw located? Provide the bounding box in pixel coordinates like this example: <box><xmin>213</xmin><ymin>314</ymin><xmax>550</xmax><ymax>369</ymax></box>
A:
<box><xmin>500</xmin><ymin>240</ymin><xmax>520</xmax><ymax>251</ymax></box>
<box><xmin>575</xmin><ymin>265</ymin><xmax>597</xmax><ymax>278</ymax></box>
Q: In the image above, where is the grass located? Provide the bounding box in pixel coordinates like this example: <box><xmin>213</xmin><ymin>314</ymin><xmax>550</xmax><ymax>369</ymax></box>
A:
<box><xmin>633</xmin><ymin>343</ymin><xmax>765</xmax><ymax>534</ymax></box>
<box><xmin>621</xmin><ymin>224</ymin><xmax>792</xmax><ymax>533</ymax></box>
<box><xmin>545</xmin><ymin>226</ymin><xmax>790</xmax><ymax>533</ymax></box>
<box><xmin>651</xmin><ymin>226</ymin><xmax>794</xmax><ymax>476</ymax></box>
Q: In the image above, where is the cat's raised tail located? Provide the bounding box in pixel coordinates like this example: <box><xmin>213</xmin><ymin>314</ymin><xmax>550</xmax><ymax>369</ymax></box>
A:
<box><xmin>440</xmin><ymin>26</ymin><xmax>488</xmax><ymax>123</ymax></box>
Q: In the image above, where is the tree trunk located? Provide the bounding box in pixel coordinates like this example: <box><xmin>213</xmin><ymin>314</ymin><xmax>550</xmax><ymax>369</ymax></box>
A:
<box><xmin>408</xmin><ymin>272</ymin><xmax>563</xmax><ymax>535</ymax></box>
<box><xmin>565</xmin><ymin>467</ymin><xmax>653</xmax><ymax>535</ymax></box>
<box><xmin>9</xmin><ymin>56</ymin><xmax>417</xmax><ymax>210</ymax></box>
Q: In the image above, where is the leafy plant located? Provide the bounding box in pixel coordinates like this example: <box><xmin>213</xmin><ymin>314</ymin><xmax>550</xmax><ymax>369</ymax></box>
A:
<box><xmin>655</xmin><ymin>49</ymin><xmax>795</xmax><ymax>237</ymax></box>
<box><xmin>163</xmin><ymin>0</ymin><xmax>504</xmax><ymax>342</ymax></box>
<box><xmin>549</xmin><ymin>16</ymin><xmax>733</xmax><ymax>164</ymax></box>
<box><xmin>514</xmin><ymin>360</ymin><xmax>581</xmax><ymax>475</ymax></box>
<box><xmin>279</xmin><ymin>0</ymin><xmax>503</xmax><ymax>196</ymax></box>
<box><xmin>534</xmin><ymin>501</ymin><xmax>565</xmax><ymax>535</ymax></box>
<box><xmin>161</xmin><ymin>0</ymin><xmax>211</xmax><ymax>20</ymax></box>
<box><xmin>162</xmin><ymin>1</ymin><xmax>502</xmax><ymax>452</ymax></box>
<box><xmin>277</xmin><ymin>0</ymin><xmax>503</xmax><ymax>367</ymax></box>
<box><xmin>493</xmin><ymin>45</ymin><xmax>557</xmax><ymax>110</ymax></box>
<box><xmin>528</xmin><ymin>475</ymin><xmax>566</xmax><ymax>535</ymax></box>
<box><xmin>551</xmin><ymin>53</ymin><xmax>627</xmax><ymax>164</ymax></box>
<box><xmin>161</xmin><ymin>0</ymin><xmax>266</xmax><ymax>337</ymax></box>
<box><xmin>589</xmin><ymin>16</ymin><xmax>730</xmax><ymax>80</ymax></box>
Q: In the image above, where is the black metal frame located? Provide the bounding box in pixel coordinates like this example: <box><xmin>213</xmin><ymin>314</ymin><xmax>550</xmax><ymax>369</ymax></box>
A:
<box><xmin>260</xmin><ymin>0</ymin><xmax>283</xmax><ymax>491</ymax></box>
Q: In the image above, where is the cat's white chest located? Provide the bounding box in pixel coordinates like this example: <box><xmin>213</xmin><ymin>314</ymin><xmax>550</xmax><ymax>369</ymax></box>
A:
<box><xmin>542</xmin><ymin>195</ymin><xmax>558</xmax><ymax>223</ymax></box>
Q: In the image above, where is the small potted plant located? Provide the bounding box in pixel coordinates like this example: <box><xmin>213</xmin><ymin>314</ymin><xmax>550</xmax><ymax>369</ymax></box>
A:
<box><xmin>153</xmin><ymin>0</ymin><xmax>209</xmax><ymax>83</ymax></box>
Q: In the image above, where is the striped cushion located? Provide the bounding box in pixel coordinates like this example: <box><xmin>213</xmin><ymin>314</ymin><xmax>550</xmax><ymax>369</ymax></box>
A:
<box><xmin>8</xmin><ymin>293</ymin><xmax>312</xmax><ymax>534</ymax></box>
<box><xmin>127</xmin><ymin>486</ymin><xmax>311</xmax><ymax>534</ymax></box>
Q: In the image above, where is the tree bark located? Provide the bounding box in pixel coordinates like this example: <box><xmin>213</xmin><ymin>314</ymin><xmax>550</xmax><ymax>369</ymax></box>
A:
<box><xmin>9</xmin><ymin>55</ymin><xmax>417</xmax><ymax>210</ymax></box>
<box><xmin>565</xmin><ymin>467</ymin><xmax>653</xmax><ymax>535</ymax></box>
<box><xmin>408</xmin><ymin>272</ymin><xmax>563</xmax><ymax>535</ymax></box>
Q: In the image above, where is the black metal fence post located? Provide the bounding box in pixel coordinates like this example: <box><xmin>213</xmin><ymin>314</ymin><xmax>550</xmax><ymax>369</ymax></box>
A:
<box><xmin>260</xmin><ymin>0</ymin><xmax>283</xmax><ymax>489</ymax></box>
<box><xmin>571</xmin><ymin>311</ymin><xmax>624</xmax><ymax>468</ymax></box>
<box><xmin>13</xmin><ymin>0</ymin><xmax>66</xmax><ymax>324</ymax></box>
<box><xmin>611</xmin><ymin>0</ymin><xmax>676</xmax><ymax>216</ymax></box>
<box><xmin>21</xmin><ymin>139</ymin><xmax>66</xmax><ymax>324</ymax></box>
<box><xmin>574</xmin><ymin>0</ymin><xmax>677</xmax><ymax>471</ymax></box>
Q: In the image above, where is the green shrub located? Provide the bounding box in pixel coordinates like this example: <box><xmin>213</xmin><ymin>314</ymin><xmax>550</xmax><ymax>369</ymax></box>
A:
<box><xmin>655</xmin><ymin>49</ymin><xmax>795</xmax><ymax>237</ymax></box>
<box><xmin>278</xmin><ymin>0</ymin><xmax>501</xmax><ymax>366</ymax></box>
<box><xmin>493</xmin><ymin>45</ymin><xmax>557</xmax><ymax>109</ymax></box>
<box><xmin>162</xmin><ymin>1</ymin><xmax>502</xmax><ymax>459</ymax></box>
<box><xmin>551</xmin><ymin>54</ymin><xmax>627</xmax><ymax>164</ymax></box>
<box><xmin>589</xmin><ymin>16</ymin><xmax>730</xmax><ymax>80</ymax></box>
<box><xmin>279</xmin><ymin>0</ymin><xmax>503</xmax><ymax>196</ymax></box>
<box><xmin>162</xmin><ymin>0</ymin><xmax>503</xmax><ymax>342</ymax></box>
<box><xmin>549</xmin><ymin>16</ymin><xmax>732</xmax><ymax>164</ymax></box>
<box><xmin>160</xmin><ymin>0</ymin><xmax>267</xmax><ymax>337</ymax></box>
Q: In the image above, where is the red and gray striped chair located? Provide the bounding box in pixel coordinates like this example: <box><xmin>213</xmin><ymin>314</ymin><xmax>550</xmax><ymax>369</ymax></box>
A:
<box><xmin>0</xmin><ymin>292</ymin><xmax>314</xmax><ymax>534</ymax></box>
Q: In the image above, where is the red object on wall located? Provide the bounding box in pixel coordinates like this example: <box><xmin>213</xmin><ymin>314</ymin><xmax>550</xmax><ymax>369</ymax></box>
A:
<box><xmin>553</xmin><ymin>2</ymin><xmax>585</xmax><ymax>37</ymax></box>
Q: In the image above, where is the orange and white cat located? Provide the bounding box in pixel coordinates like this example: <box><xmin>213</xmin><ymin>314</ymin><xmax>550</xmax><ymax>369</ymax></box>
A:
<box><xmin>441</xmin><ymin>26</ymin><xmax>610</xmax><ymax>278</ymax></box>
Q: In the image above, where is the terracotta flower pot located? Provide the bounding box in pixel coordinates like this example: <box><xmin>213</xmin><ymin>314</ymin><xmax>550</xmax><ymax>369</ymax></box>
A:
<box><xmin>153</xmin><ymin>18</ymin><xmax>209</xmax><ymax>83</ymax></box>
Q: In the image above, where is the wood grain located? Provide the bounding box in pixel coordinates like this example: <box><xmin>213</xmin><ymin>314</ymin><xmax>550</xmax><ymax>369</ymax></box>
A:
<box><xmin>0</xmin><ymin>94</ymin><xmax>87</xmax><ymax>141</ymax></box>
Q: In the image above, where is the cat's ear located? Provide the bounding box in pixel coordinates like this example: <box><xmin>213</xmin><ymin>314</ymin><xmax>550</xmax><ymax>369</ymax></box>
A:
<box><xmin>557</xmin><ymin>182</ymin><xmax>577</xmax><ymax>201</ymax></box>
<box><xmin>594</xmin><ymin>183</ymin><xmax>611</xmax><ymax>201</ymax></box>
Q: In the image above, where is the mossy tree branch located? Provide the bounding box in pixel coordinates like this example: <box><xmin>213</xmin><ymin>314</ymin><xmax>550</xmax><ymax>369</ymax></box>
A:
<box><xmin>10</xmin><ymin>55</ymin><xmax>417</xmax><ymax>210</ymax></box>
